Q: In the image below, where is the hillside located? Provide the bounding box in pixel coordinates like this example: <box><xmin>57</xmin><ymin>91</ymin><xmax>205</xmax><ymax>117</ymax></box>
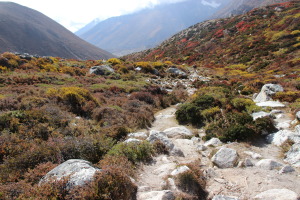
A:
<box><xmin>76</xmin><ymin>0</ymin><xmax>230</xmax><ymax>56</ymax></box>
<box><xmin>125</xmin><ymin>1</ymin><xmax>299</xmax><ymax>75</ymax></box>
<box><xmin>0</xmin><ymin>2</ymin><xmax>114</xmax><ymax>60</ymax></box>
<box><xmin>212</xmin><ymin>0</ymin><xmax>290</xmax><ymax>18</ymax></box>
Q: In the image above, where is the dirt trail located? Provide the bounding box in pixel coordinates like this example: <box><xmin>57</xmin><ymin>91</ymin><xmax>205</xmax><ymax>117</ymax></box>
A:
<box><xmin>135</xmin><ymin>105</ymin><xmax>300</xmax><ymax>200</ymax></box>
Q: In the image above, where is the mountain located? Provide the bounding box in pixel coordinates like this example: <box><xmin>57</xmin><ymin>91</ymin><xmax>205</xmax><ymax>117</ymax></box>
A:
<box><xmin>125</xmin><ymin>1</ymin><xmax>299</xmax><ymax>72</ymax></box>
<box><xmin>0</xmin><ymin>2</ymin><xmax>114</xmax><ymax>60</ymax></box>
<box><xmin>76</xmin><ymin>0</ymin><xmax>231</xmax><ymax>56</ymax></box>
<box><xmin>212</xmin><ymin>0</ymin><xmax>290</xmax><ymax>18</ymax></box>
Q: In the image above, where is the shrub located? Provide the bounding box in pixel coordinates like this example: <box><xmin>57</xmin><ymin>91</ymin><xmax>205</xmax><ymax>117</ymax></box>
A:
<box><xmin>254</xmin><ymin>116</ymin><xmax>277</xmax><ymax>135</ymax></box>
<box><xmin>107</xmin><ymin>141</ymin><xmax>153</xmax><ymax>164</ymax></box>
<box><xmin>107</xmin><ymin>58</ymin><xmax>122</xmax><ymax>65</ymax></box>
<box><xmin>201</xmin><ymin>106</ymin><xmax>221</xmax><ymax>121</ymax></box>
<box><xmin>174</xmin><ymin>163</ymin><xmax>207</xmax><ymax>200</ymax></box>
<box><xmin>130</xmin><ymin>92</ymin><xmax>156</xmax><ymax>105</ymax></box>
<box><xmin>232</xmin><ymin>98</ymin><xmax>254</xmax><ymax>112</ymax></box>
<box><xmin>176</xmin><ymin>103</ymin><xmax>203</xmax><ymax>125</ymax></box>
<box><xmin>273</xmin><ymin>91</ymin><xmax>300</xmax><ymax>102</ymax></box>
<box><xmin>220</xmin><ymin>124</ymin><xmax>255</xmax><ymax>142</ymax></box>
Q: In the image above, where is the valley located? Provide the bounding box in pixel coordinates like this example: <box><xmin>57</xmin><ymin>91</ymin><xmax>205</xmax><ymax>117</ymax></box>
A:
<box><xmin>0</xmin><ymin>0</ymin><xmax>299</xmax><ymax>199</ymax></box>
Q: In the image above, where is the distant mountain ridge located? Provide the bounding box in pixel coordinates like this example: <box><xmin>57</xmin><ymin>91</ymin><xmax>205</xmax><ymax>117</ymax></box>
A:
<box><xmin>212</xmin><ymin>0</ymin><xmax>289</xmax><ymax>18</ymax></box>
<box><xmin>76</xmin><ymin>0</ymin><xmax>231</xmax><ymax>56</ymax></box>
<box><xmin>0</xmin><ymin>2</ymin><xmax>114</xmax><ymax>60</ymax></box>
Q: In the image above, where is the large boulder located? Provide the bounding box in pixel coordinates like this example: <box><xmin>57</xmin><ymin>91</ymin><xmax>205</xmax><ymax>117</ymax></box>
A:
<box><xmin>255</xmin><ymin>159</ymin><xmax>283</xmax><ymax>170</ymax></box>
<box><xmin>39</xmin><ymin>159</ymin><xmax>101</xmax><ymax>187</ymax></box>
<box><xmin>89</xmin><ymin>65</ymin><xmax>114</xmax><ymax>75</ymax></box>
<box><xmin>254</xmin><ymin>84</ymin><xmax>283</xmax><ymax>102</ymax></box>
<box><xmin>167</xmin><ymin>67</ymin><xmax>187</xmax><ymax>78</ymax></box>
<box><xmin>254</xmin><ymin>189</ymin><xmax>299</xmax><ymax>200</ymax></box>
<box><xmin>266</xmin><ymin>130</ymin><xmax>294</xmax><ymax>146</ymax></box>
<box><xmin>284</xmin><ymin>143</ymin><xmax>300</xmax><ymax>167</ymax></box>
<box><xmin>163</xmin><ymin>126</ymin><xmax>193</xmax><ymax>138</ymax></box>
<box><xmin>211</xmin><ymin>147</ymin><xmax>238</xmax><ymax>168</ymax></box>
<box><xmin>170</xmin><ymin>165</ymin><xmax>190</xmax><ymax>176</ymax></box>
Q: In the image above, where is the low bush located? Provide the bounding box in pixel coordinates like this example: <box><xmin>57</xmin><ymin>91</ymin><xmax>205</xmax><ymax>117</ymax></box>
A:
<box><xmin>107</xmin><ymin>141</ymin><xmax>154</xmax><ymax>164</ymax></box>
<box><xmin>220</xmin><ymin>124</ymin><xmax>255</xmax><ymax>142</ymax></box>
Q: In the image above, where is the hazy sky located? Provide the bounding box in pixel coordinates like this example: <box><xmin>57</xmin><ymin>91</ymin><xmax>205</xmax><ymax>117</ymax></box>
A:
<box><xmin>1</xmin><ymin>0</ymin><xmax>190</xmax><ymax>32</ymax></box>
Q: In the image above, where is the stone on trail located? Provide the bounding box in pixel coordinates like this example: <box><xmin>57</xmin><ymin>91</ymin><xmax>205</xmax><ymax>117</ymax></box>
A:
<box><xmin>266</xmin><ymin>130</ymin><xmax>294</xmax><ymax>146</ymax></box>
<box><xmin>212</xmin><ymin>195</ymin><xmax>240</xmax><ymax>200</ymax></box>
<box><xmin>256</xmin><ymin>101</ymin><xmax>285</xmax><ymax>108</ymax></box>
<box><xmin>204</xmin><ymin>137</ymin><xmax>223</xmax><ymax>147</ymax></box>
<box><xmin>254</xmin><ymin>188</ymin><xmax>299</xmax><ymax>200</ymax></box>
<box><xmin>124</xmin><ymin>138</ymin><xmax>142</xmax><ymax>144</ymax></box>
<box><xmin>138</xmin><ymin>190</ymin><xmax>175</xmax><ymax>200</ymax></box>
<box><xmin>279</xmin><ymin>165</ymin><xmax>295</xmax><ymax>174</ymax></box>
<box><xmin>284</xmin><ymin>143</ymin><xmax>300</xmax><ymax>167</ymax></box>
<box><xmin>244</xmin><ymin>151</ymin><xmax>262</xmax><ymax>159</ymax></box>
<box><xmin>163</xmin><ymin>126</ymin><xmax>193</xmax><ymax>138</ymax></box>
<box><xmin>252</xmin><ymin>111</ymin><xmax>270</xmax><ymax>120</ymax></box>
<box><xmin>255</xmin><ymin>159</ymin><xmax>283</xmax><ymax>170</ymax></box>
<box><xmin>128</xmin><ymin>132</ymin><xmax>148</xmax><ymax>139</ymax></box>
<box><xmin>170</xmin><ymin>165</ymin><xmax>190</xmax><ymax>176</ymax></box>
<box><xmin>211</xmin><ymin>147</ymin><xmax>238</xmax><ymax>168</ymax></box>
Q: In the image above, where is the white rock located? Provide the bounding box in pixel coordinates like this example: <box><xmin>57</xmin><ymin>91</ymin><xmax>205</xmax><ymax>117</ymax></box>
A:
<box><xmin>275</xmin><ymin>120</ymin><xmax>292</xmax><ymax>129</ymax></box>
<box><xmin>138</xmin><ymin>186</ymin><xmax>151</xmax><ymax>192</ymax></box>
<box><xmin>254</xmin><ymin>84</ymin><xmax>283</xmax><ymax>103</ymax></box>
<box><xmin>138</xmin><ymin>190</ymin><xmax>175</xmax><ymax>200</ymax></box>
<box><xmin>163</xmin><ymin>126</ymin><xmax>193</xmax><ymax>138</ymax></box>
<box><xmin>296</xmin><ymin>111</ymin><xmax>300</xmax><ymax>121</ymax></box>
<box><xmin>279</xmin><ymin>165</ymin><xmax>295</xmax><ymax>174</ymax></box>
<box><xmin>153</xmin><ymin>163</ymin><xmax>177</xmax><ymax>178</ymax></box>
<box><xmin>204</xmin><ymin>137</ymin><xmax>223</xmax><ymax>147</ymax></box>
<box><xmin>39</xmin><ymin>159</ymin><xmax>101</xmax><ymax>187</ymax></box>
<box><xmin>212</xmin><ymin>147</ymin><xmax>238</xmax><ymax>168</ymax></box>
<box><xmin>213</xmin><ymin>195</ymin><xmax>240</xmax><ymax>200</ymax></box>
<box><xmin>254</xmin><ymin>189</ymin><xmax>299</xmax><ymax>200</ymax></box>
<box><xmin>252</xmin><ymin>111</ymin><xmax>270</xmax><ymax>120</ymax></box>
<box><xmin>256</xmin><ymin>101</ymin><xmax>285</xmax><ymax>108</ymax></box>
<box><xmin>147</xmin><ymin>130</ymin><xmax>174</xmax><ymax>150</ymax></box>
<box><xmin>244</xmin><ymin>151</ymin><xmax>262</xmax><ymax>159</ymax></box>
<box><xmin>197</xmin><ymin>144</ymin><xmax>208</xmax><ymax>151</ymax></box>
<box><xmin>284</xmin><ymin>143</ymin><xmax>300</xmax><ymax>167</ymax></box>
<box><xmin>191</xmin><ymin>136</ymin><xmax>201</xmax><ymax>144</ymax></box>
<box><xmin>255</xmin><ymin>159</ymin><xmax>283</xmax><ymax>170</ymax></box>
<box><xmin>266</xmin><ymin>130</ymin><xmax>294</xmax><ymax>146</ymax></box>
<box><xmin>124</xmin><ymin>138</ymin><xmax>142</xmax><ymax>144</ymax></box>
<box><xmin>128</xmin><ymin>132</ymin><xmax>148</xmax><ymax>139</ymax></box>
<box><xmin>171</xmin><ymin>165</ymin><xmax>190</xmax><ymax>176</ymax></box>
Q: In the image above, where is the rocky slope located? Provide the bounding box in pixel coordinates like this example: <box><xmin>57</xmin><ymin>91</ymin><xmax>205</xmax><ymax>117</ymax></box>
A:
<box><xmin>0</xmin><ymin>2</ymin><xmax>114</xmax><ymax>60</ymax></box>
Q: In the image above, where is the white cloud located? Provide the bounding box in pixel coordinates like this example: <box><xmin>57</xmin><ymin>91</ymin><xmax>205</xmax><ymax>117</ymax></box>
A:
<box><xmin>1</xmin><ymin>0</ymin><xmax>187</xmax><ymax>32</ymax></box>
<box><xmin>201</xmin><ymin>0</ymin><xmax>220</xmax><ymax>8</ymax></box>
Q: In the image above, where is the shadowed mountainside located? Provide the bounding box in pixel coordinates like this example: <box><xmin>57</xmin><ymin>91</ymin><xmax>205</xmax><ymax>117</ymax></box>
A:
<box><xmin>0</xmin><ymin>2</ymin><xmax>114</xmax><ymax>60</ymax></box>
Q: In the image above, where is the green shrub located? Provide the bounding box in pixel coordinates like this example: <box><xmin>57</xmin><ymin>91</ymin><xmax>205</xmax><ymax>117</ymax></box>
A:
<box><xmin>232</xmin><ymin>98</ymin><xmax>254</xmax><ymax>112</ymax></box>
<box><xmin>176</xmin><ymin>103</ymin><xmax>203</xmax><ymax>125</ymax></box>
<box><xmin>201</xmin><ymin>107</ymin><xmax>221</xmax><ymax>121</ymax></box>
<box><xmin>254</xmin><ymin>116</ymin><xmax>277</xmax><ymax>135</ymax></box>
<box><xmin>220</xmin><ymin>124</ymin><xmax>255</xmax><ymax>142</ymax></box>
<box><xmin>108</xmin><ymin>141</ymin><xmax>153</xmax><ymax>164</ymax></box>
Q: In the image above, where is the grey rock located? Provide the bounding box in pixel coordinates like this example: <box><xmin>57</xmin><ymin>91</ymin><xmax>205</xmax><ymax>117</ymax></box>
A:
<box><xmin>212</xmin><ymin>147</ymin><xmax>238</xmax><ymax>168</ymax></box>
<box><xmin>296</xmin><ymin>111</ymin><xmax>300</xmax><ymax>121</ymax></box>
<box><xmin>254</xmin><ymin>188</ymin><xmax>299</xmax><ymax>200</ymax></box>
<box><xmin>279</xmin><ymin>165</ymin><xmax>295</xmax><ymax>174</ymax></box>
<box><xmin>89</xmin><ymin>65</ymin><xmax>114</xmax><ymax>75</ymax></box>
<box><xmin>163</xmin><ymin>126</ymin><xmax>193</xmax><ymax>138</ymax></box>
<box><xmin>191</xmin><ymin>136</ymin><xmax>201</xmax><ymax>144</ymax></box>
<box><xmin>147</xmin><ymin>130</ymin><xmax>174</xmax><ymax>150</ymax></box>
<box><xmin>284</xmin><ymin>143</ymin><xmax>300</xmax><ymax>167</ymax></box>
<box><xmin>212</xmin><ymin>195</ymin><xmax>240</xmax><ymax>200</ymax></box>
<box><xmin>196</xmin><ymin>144</ymin><xmax>208</xmax><ymax>151</ymax></box>
<box><xmin>256</xmin><ymin>101</ymin><xmax>285</xmax><ymax>108</ymax></box>
<box><xmin>266</xmin><ymin>130</ymin><xmax>294</xmax><ymax>146</ymax></box>
<box><xmin>252</xmin><ymin>111</ymin><xmax>270</xmax><ymax>120</ymax></box>
<box><xmin>255</xmin><ymin>159</ymin><xmax>283</xmax><ymax>170</ymax></box>
<box><xmin>254</xmin><ymin>84</ymin><xmax>283</xmax><ymax>102</ymax></box>
<box><xmin>171</xmin><ymin>147</ymin><xmax>184</xmax><ymax>157</ymax></box>
<box><xmin>171</xmin><ymin>166</ymin><xmax>190</xmax><ymax>176</ymax></box>
<box><xmin>138</xmin><ymin>190</ymin><xmax>175</xmax><ymax>200</ymax></box>
<box><xmin>40</xmin><ymin>159</ymin><xmax>101</xmax><ymax>187</ymax></box>
<box><xmin>128</xmin><ymin>132</ymin><xmax>148</xmax><ymax>139</ymax></box>
<box><xmin>244</xmin><ymin>158</ymin><xmax>254</xmax><ymax>167</ymax></box>
<box><xmin>204</xmin><ymin>137</ymin><xmax>223</xmax><ymax>147</ymax></box>
<box><xmin>244</xmin><ymin>151</ymin><xmax>262</xmax><ymax>159</ymax></box>
<box><xmin>167</xmin><ymin>67</ymin><xmax>187</xmax><ymax>78</ymax></box>
<box><xmin>124</xmin><ymin>138</ymin><xmax>142</xmax><ymax>144</ymax></box>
